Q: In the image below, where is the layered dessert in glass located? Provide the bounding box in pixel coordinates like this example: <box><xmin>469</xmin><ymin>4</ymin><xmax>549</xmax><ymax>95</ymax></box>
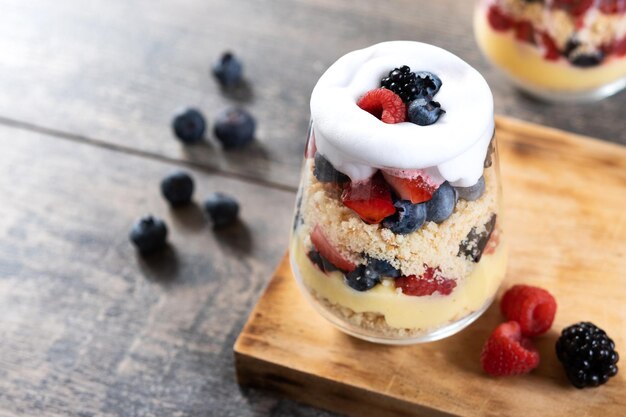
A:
<box><xmin>290</xmin><ymin>41</ymin><xmax>506</xmax><ymax>345</ymax></box>
<box><xmin>475</xmin><ymin>0</ymin><xmax>626</xmax><ymax>101</ymax></box>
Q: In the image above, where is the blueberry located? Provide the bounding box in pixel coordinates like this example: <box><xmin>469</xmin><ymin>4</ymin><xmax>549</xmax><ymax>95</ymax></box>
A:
<box><xmin>367</xmin><ymin>257</ymin><xmax>400</xmax><ymax>278</ymax></box>
<box><xmin>212</xmin><ymin>52</ymin><xmax>243</xmax><ymax>87</ymax></box>
<box><xmin>455</xmin><ymin>176</ymin><xmax>485</xmax><ymax>201</ymax></box>
<box><xmin>204</xmin><ymin>192</ymin><xmax>239</xmax><ymax>228</ymax></box>
<box><xmin>308</xmin><ymin>250</ymin><xmax>325</xmax><ymax>270</ymax></box>
<box><xmin>425</xmin><ymin>182</ymin><xmax>457</xmax><ymax>224</ymax></box>
<box><xmin>408</xmin><ymin>98</ymin><xmax>445</xmax><ymax>126</ymax></box>
<box><xmin>414</xmin><ymin>71</ymin><xmax>442</xmax><ymax>97</ymax></box>
<box><xmin>214</xmin><ymin>108</ymin><xmax>256</xmax><ymax>149</ymax></box>
<box><xmin>458</xmin><ymin>214</ymin><xmax>497</xmax><ymax>263</ymax></box>
<box><xmin>313</xmin><ymin>153</ymin><xmax>349</xmax><ymax>183</ymax></box>
<box><xmin>172</xmin><ymin>108</ymin><xmax>206</xmax><ymax>143</ymax></box>
<box><xmin>130</xmin><ymin>215</ymin><xmax>168</xmax><ymax>254</ymax></box>
<box><xmin>160</xmin><ymin>171</ymin><xmax>194</xmax><ymax>206</ymax></box>
<box><xmin>382</xmin><ymin>200</ymin><xmax>427</xmax><ymax>235</ymax></box>
<box><xmin>345</xmin><ymin>264</ymin><xmax>380</xmax><ymax>291</ymax></box>
<box><xmin>570</xmin><ymin>52</ymin><xmax>604</xmax><ymax>68</ymax></box>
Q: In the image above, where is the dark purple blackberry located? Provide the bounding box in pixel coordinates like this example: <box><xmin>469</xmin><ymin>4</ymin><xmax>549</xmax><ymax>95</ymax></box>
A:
<box><xmin>380</xmin><ymin>65</ymin><xmax>420</xmax><ymax>103</ymax></box>
<box><xmin>556</xmin><ymin>322</ymin><xmax>619</xmax><ymax>389</ymax></box>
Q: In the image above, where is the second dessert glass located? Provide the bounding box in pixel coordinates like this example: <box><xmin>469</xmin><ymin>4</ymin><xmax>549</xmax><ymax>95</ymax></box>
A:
<box><xmin>475</xmin><ymin>0</ymin><xmax>626</xmax><ymax>101</ymax></box>
<box><xmin>290</xmin><ymin>42</ymin><xmax>507</xmax><ymax>345</ymax></box>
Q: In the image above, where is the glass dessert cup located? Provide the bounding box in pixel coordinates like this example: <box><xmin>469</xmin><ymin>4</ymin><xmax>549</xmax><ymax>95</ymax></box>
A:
<box><xmin>289</xmin><ymin>42</ymin><xmax>508</xmax><ymax>345</ymax></box>
<box><xmin>474</xmin><ymin>0</ymin><xmax>626</xmax><ymax>102</ymax></box>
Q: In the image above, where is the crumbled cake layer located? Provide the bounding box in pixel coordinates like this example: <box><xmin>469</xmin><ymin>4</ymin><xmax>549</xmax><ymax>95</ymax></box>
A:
<box><xmin>298</xmin><ymin>160</ymin><xmax>499</xmax><ymax>282</ymax></box>
<box><xmin>495</xmin><ymin>0</ymin><xmax>626</xmax><ymax>50</ymax></box>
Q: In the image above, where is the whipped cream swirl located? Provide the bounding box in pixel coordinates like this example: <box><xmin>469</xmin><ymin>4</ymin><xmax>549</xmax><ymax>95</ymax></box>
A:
<box><xmin>310</xmin><ymin>41</ymin><xmax>494</xmax><ymax>187</ymax></box>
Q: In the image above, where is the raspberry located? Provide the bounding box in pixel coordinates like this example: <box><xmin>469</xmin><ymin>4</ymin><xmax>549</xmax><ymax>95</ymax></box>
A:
<box><xmin>487</xmin><ymin>5</ymin><xmax>514</xmax><ymax>31</ymax></box>
<box><xmin>540</xmin><ymin>32</ymin><xmax>561</xmax><ymax>61</ymax></box>
<box><xmin>514</xmin><ymin>21</ymin><xmax>535</xmax><ymax>44</ymax></box>
<box><xmin>395</xmin><ymin>266</ymin><xmax>456</xmax><ymax>296</ymax></box>
<box><xmin>357</xmin><ymin>88</ymin><xmax>406</xmax><ymax>124</ymax></box>
<box><xmin>481</xmin><ymin>321</ymin><xmax>540</xmax><ymax>376</ymax></box>
<box><xmin>500</xmin><ymin>285</ymin><xmax>557</xmax><ymax>337</ymax></box>
<box><xmin>598</xmin><ymin>0</ymin><xmax>626</xmax><ymax>14</ymax></box>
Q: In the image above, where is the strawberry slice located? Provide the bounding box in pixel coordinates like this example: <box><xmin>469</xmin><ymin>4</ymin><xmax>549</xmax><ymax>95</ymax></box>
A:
<box><xmin>357</xmin><ymin>88</ymin><xmax>406</xmax><ymax>124</ymax></box>
<box><xmin>487</xmin><ymin>5</ymin><xmax>514</xmax><ymax>31</ymax></box>
<box><xmin>341</xmin><ymin>173</ymin><xmax>396</xmax><ymax>224</ymax></box>
<box><xmin>310</xmin><ymin>226</ymin><xmax>357</xmax><ymax>272</ymax></box>
<box><xmin>395</xmin><ymin>266</ymin><xmax>457</xmax><ymax>296</ymax></box>
<box><xmin>540</xmin><ymin>32</ymin><xmax>561</xmax><ymax>61</ymax></box>
<box><xmin>382</xmin><ymin>171</ymin><xmax>438</xmax><ymax>204</ymax></box>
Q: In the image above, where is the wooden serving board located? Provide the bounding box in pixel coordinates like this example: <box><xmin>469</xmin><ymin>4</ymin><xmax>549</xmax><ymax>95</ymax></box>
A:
<box><xmin>234</xmin><ymin>116</ymin><xmax>626</xmax><ymax>417</ymax></box>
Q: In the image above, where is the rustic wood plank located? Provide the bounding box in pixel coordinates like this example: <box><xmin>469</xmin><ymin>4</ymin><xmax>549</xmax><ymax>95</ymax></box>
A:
<box><xmin>1</xmin><ymin>0</ymin><xmax>625</xmax><ymax>189</ymax></box>
<box><xmin>0</xmin><ymin>124</ymin><xmax>342</xmax><ymax>416</ymax></box>
<box><xmin>235</xmin><ymin>118</ymin><xmax>626</xmax><ymax>417</ymax></box>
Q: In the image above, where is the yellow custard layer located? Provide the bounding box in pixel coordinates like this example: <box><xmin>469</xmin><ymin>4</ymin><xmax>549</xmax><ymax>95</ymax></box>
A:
<box><xmin>290</xmin><ymin>236</ymin><xmax>508</xmax><ymax>330</ymax></box>
<box><xmin>474</xmin><ymin>11</ymin><xmax>626</xmax><ymax>92</ymax></box>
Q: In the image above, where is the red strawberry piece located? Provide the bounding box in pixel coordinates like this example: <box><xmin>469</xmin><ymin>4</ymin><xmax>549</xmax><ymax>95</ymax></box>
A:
<box><xmin>341</xmin><ymin>173</ymin><xmax>396</xmax><ymax>224</ymax></box>
<box><xmin>357</xmin><ymin>88</ymin><xmax>406</xmax><ymax>124</ymax></box>
<box><xmin>552</xmin><ymin>0</ymin><xmax>594</xmax><ymax>16</ymax></box>
<box><xmin>395</xmin><ymin>266</ymin><xmax>457</xmax><ymax>296</ymax></box>
<box><xmin>481</xmin><ymin>321</ymin><xmax>540</xmax><ymax>376</ymax></box>
<box><xmin>310</xmin><ymin>225</ymin><xmax>357</xmax><ymax>272</ymax></box>
<box><xmin>500</xmin><ymin>285</ymin><xmax>557</xmax><ymax>337</ymax></box>
<box><xmin>598</xmin><ymin>0</ymin><xmax>626</xmax><ymax>14</ymax></box>
<box><xmin>487</xmin><ymin>5</ymin><xmax>514</xmax><ymax>31</ymax></box>
<box><xmin>381</xmin><ymin>171</ymin><xmax>438</xmax><ymax>204</ymax></box>
<box><xmin>514</xmin><ymin>21</ymin><xmax>535</xmax><ymax>44</ymax></box>
<box><xmin>540</xmin><ymin>32</ymin><xmax>561</xmax><ymax>61</ymax></box>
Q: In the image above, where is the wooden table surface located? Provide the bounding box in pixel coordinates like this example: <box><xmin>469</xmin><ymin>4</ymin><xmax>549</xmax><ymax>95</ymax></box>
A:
<box><xmin>0</xmin><ymin>1</ymin><xmax>624</xmax><ymax>416</ymax></box>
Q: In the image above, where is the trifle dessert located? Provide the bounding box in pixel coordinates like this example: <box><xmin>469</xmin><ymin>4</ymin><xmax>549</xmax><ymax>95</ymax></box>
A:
<box><xmin>290</xmin><ymin>41</ymin><xmax>507</xmax><ymax>344</ymax></box>
<box><xmin>475</xmin><ymin>0</ymin><xmax>626</xmax><ymax>101</ymax></box>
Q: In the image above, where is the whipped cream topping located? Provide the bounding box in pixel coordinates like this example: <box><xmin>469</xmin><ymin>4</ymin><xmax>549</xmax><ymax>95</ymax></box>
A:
<box><xmin>310</xmin><ymin>41</ymin><xmax>494</xmax><ymax>187</ymax></box>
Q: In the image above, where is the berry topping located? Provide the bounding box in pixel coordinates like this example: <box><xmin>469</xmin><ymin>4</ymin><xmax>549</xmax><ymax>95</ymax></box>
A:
<box><xmin>212</xmin><ymin>52</ymin><xmax>243</xmax><ymax>87</ymax></box>
<box><xmin>540</xmin><ymin>32</ymin><xmax>561</xmax><ymax>61</ymax></box>
<box><xmin>552</xmin><ymin>0</ymin><xmax>594</xmax><ymax>17</ymax></box>
<box><xmin>367</xmin><ymin>257</ymin><xmax>401</xmax><ymax>278</ymax></box>
<box><xmin>380</xmin><ymin>65</ymin><xmax>421</xmax><ymax>103</ymax></box>
<box><xmin>500</xmin><ymin>285</ymin><xmax>557</xmax><ymax>337</ymax></box>
<box><xmin>425</xmin><ymin>181</ymin><xmax>457</xmax><ymax>224</ymax></box>
<box><xmin>345</xmin><ymin>264</ymin><xmax>381</xmax><ymax>292</ymax></box>
<box><xmin>458</xmin><ymin>214</ymin><xmax>497</xmax><ymax>263</ymax></box>
<box><xmin>341</xmin><ymin>173</ymin><xmax>396</xmax><ymax>224</ymax></box>
<box><xmin>481</xmin><ymin>321</ymin><xmax>540</xmax><ymax>377</ymax></box>
<box><xmin>172</xmin><ymin>108</ymin><xmax>206</xmax><ymax>144</ymax></box>
<box><xmin>455</xmin><ymin>176</ymin><xmax>485</xmax><ymax>201</ymax></box>
<box><xmin>414</xmin><ymin>71</ymin><xmax>443</xmax><ymax>97</ymax></box>
<box><xmin>130</xmin><ymin>215</ymin><xmax>168</xmax><ymax>255</ymax></box>
<box><xmin>203</xmin><ymin>192</ymin><xmax>239</xmax><ymax>228</ymax></box>
<box><xmin>357</xmin><ymin>88</ymin><xmax>407</xmax><ymax>124</ymax></box>
<box><xmin>381</xmin><ymin>171</ymin><xmax>438</xmax><ymax>204</ymax></box>
<box><xmin>161</xmin><ymin>171</ymin><xmax>194</xmax><ymax>206</ymax></box>
<box><xmin>310</xmin><ymin>226</ymin><xmax>357</xmax><ymax>272</ymax></box>
<box><xmin>407</xmin><ymin>98</ymin><xmax>445</xmax><ymax>126</ymax></box>
<box><xmin>382</xmin><ymin>200</ymin><xmax>427</xmax><ymax>235</ymax></box>
<box><xmin>313</xmin><ymin>153</ymin><xmax>349</xmax><ymax>184</ymax></box>
<box><xmin>395</xmin><ymin>266</ymin><xmax>457</xmax><ymax>296</ymax></box>
<box><xmin>214</xmin><ymin>108</ymin><xmax>256</xmax><ymax>149</ymax></box>
<box><xmin>487</xmin><ymin>5</ymin><xmax>514</xmax><ymax>31</ymax></box>
<box><xmin>556</xmin><ymin>322</ymin><xmax>619</xmax><ymax>388</ymax></box>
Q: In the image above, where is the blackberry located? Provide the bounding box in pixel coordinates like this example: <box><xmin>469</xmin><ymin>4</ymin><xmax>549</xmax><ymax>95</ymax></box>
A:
<box><xmin>556</xmin><ymin>322</ymin><xmax>619</xmax><ymax>389</ymax></box>
<box><xmin>380</xmin><ymin>65</ymin><xmax>420</xmax><ymax>103</ymax></box>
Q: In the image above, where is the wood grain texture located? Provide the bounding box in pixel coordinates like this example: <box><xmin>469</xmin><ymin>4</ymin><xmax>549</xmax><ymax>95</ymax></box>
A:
<box><xmin>1</xmin><ymin>0</ymin><xmax>626</xmax><ymax>189</ymax></box>
<box><xmin>0</xmin><ymin>124</ymin><xmax>343</xmax><ymax>417</ymax></box>
<box><xmin>235</xmin><ymin>118</ymin><xmax>626</xmax><ymax>417</ymax></box>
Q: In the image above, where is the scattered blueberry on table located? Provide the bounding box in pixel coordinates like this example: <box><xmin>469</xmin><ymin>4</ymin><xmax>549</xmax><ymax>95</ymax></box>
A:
<box><xmin>213</xmin><ymin>107</ymin><xmax>256</xmax><ymax>149</ymax></box>
<box><xmin>130</xmin><ymin>215</ymin><xmax>168</xmax><ymax>254</ymax></box>
<box><xmin>161</xmin><ymin>171</ymin><xmax>195</xmax><ymax>206</ymax></box>
<box><xmin>172</xmin><ymin>108</ymin><xmax>206</xmax><ymax>143</ymax></box>
<box><xmin>212</xmin><ymin>52</ymin><xmax>243</xmax><ymax>87</ymax></box>
<box><xmin>204</xmin><ymin>192</ymin><xmax>240</xmax><ymax>228</ymax></box>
